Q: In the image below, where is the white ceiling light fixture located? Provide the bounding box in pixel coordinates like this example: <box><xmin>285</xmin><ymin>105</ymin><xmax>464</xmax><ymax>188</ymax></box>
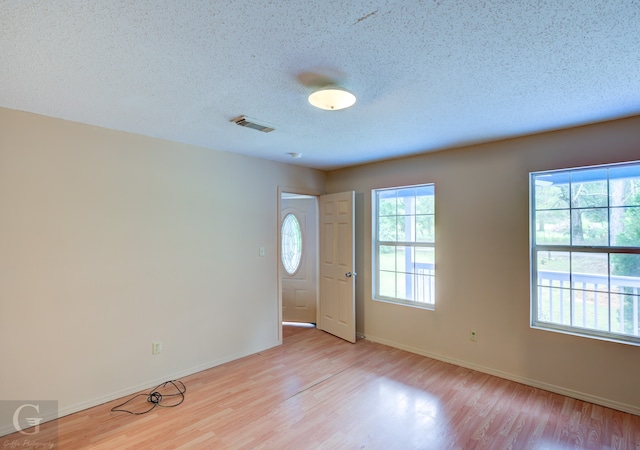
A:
<box><xmin>308</xmin><ymin>85</ymin><xmax>356</xmax><ymax>111</ymax></box>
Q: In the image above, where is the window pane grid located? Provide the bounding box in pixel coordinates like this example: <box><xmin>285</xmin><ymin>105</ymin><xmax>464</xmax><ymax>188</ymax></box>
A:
<box><xmin>532</xmin><ymin>161</ymin><xmax>640</xmax><ymax>345</ymax></box>
<box><xmin>375</xmin><ymin>184</ymin><xmax>435</xmax><ymax>308</ymax></box>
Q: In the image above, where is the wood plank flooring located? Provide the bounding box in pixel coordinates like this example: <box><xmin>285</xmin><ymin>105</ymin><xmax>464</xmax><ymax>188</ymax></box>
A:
<box><xmin>2</xmin><ymin>324</ymin><xmax>639</xmax><ymax>449</ymax></box>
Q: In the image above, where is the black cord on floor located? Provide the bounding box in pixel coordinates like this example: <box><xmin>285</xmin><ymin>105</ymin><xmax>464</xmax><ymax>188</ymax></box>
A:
<box><xmin>111</xmin><ymin>380</ymin><xmax>186</xmax><ymax>415</ymax></box>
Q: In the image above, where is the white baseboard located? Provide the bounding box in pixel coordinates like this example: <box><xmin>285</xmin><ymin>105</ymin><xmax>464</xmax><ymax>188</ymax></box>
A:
<box><xmin>362</xmin><ymin>333</ymin><xmax>640</xmax><ymax>417</ymax></box>
<box><xmin>0</xmin><ymin>341</ymin><xmax>280</xmax><ymax>438</ymax></box>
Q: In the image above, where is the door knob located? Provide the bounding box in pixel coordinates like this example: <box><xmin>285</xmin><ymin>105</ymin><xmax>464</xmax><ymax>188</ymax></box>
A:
<box><xmin>346</xmin><ymin>272</ymin><xmax>357</xmax><ymax>277</ymax></box>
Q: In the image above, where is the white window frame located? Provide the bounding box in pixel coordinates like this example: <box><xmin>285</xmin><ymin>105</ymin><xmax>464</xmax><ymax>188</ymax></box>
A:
<box><xmin>530</xmin><ymin>161</ymin><xmax>640</xmax><ymax>346</ymax></box>
<box><xmin>373</xmin><ymin>184</ymin><xmax>435</xmax><ymax>309</ymax></box>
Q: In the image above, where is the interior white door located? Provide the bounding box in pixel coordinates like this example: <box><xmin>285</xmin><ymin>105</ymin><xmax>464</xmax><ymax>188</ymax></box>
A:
<box><xmin>281</xmin><ymin>197</ymin><xmax>317</xmax><ymax>323</ymax></box>
<box><xmin>318</xmin><ymin>191</ymin><xmax>356</xmax><ymax>343</ymax></box>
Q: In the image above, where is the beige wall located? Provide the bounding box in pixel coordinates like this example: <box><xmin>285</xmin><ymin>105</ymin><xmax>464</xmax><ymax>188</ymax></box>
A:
<box><xmin>0</xmin><ymin>108</ymin><xmax>326</xmax><ymax>429</ymax></box>
<box><xmin>327</xmin><ymin>115</ymin><xmax>640</xmax><ymax>414</ymax></box>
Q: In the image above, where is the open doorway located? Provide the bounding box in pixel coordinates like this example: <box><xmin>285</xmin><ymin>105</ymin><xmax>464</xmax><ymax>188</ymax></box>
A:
<box><xmin>279</xmin><ymin>191</ymin><xmax>319</xmax><ymax>333</ymax></box>
<box><xmin>277</xmin><ymin>188</ymin><xmax>357</xmax><ymax>344</ymax></box>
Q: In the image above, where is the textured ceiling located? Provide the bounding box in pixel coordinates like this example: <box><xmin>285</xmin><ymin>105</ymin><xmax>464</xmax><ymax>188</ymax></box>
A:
<box><xmin>1</xmin><ymin>1</ymin><xmax>639</xmax><ymax>170</ymax></box>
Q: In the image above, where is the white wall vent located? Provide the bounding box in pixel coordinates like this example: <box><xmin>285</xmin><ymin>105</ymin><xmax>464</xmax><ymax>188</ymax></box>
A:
<box><xmin>230</xmin><ymin>115</ymin><xmax>275</xmax><ymax>133</ymax></box>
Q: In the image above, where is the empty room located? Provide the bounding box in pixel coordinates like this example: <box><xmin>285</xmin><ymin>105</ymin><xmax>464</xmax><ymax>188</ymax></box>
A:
<box><xmin>1</xmin><ymin>1</ymin><xmax>640</xmax><ymax>449</ymax></box>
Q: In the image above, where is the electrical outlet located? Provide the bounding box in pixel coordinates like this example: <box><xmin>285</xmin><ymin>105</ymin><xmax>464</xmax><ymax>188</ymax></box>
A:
<box><xmin>259</xmin><ymin>246</ymin><xmax>265</xmax><ymax>257</ymax></box>
<box><xmin>152</xmin><ymin>341</ymin><xmax>162</xmax><ymax>355</ymax></box>
<box><xmin>470</xmin><ymin>330</ymin><xmax>477</xmax><ymax>342</ymax></box>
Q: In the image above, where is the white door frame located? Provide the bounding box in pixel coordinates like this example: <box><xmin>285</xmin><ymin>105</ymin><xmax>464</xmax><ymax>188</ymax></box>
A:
<box><xmin>277</xmin><ymin>186</ymin><xmax>322</xmax><ymax>344</ymax></box>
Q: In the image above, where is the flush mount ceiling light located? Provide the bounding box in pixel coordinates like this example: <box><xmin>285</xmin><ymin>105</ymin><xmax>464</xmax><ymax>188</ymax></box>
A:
<box><xmin>308</xmin><ymin>86</ymin><xmax>356</xmax><ymax>111</ymax></box>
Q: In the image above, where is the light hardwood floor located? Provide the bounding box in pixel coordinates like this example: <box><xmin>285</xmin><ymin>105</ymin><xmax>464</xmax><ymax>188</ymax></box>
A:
<box><xmin>2</xmin><ymin>324</ymin><xmax>640</xmax><ymax>449</ymax></box>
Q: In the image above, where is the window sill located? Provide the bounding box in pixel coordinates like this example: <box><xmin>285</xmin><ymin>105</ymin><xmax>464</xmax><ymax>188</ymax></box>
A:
<box><xmin>373</xmin><ymin>297</ymin><xmax>435</xmax><ymax>311</ymax></box>
<box><xmin>531</xmin><ymin>322</ymin><xmax>640</xmax><ymax>347</ymax></box>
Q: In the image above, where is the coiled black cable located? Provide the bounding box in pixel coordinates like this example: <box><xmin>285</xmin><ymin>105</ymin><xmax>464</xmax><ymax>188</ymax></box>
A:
<box><xmin>111</xmin><ymin>380</ymin><xmax>186</xmax><ymax>415</ymax></box>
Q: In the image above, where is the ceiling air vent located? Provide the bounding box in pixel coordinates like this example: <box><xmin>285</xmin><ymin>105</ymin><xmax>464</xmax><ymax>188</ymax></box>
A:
<box><xmin>230</xmin><ymin>115</ymin><xmax>275</xmax><ymax>133</ymax></box>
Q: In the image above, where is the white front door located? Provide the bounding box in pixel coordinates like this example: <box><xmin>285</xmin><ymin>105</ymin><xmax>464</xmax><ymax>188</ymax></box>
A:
<box><xmin>318</xmin><ymin>191</ymin><xmax>356</xmax><ymax>343</ymax></box>
<box><xmin>281</xmin><ymin>197</ymin><xmax>317</xmax><ymax>323</ymax></box>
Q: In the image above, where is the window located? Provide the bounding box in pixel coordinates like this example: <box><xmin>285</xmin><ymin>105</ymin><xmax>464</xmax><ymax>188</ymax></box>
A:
<box><xmin>281</xmin><ymin>213</ymin><xmax>302</xmax><ymax>274</ymax></box>
<box><xmin>531</xmin><ymin>161</ymin><xmax>640</xmax><ymax>345</ymax></box>
<box><xmin>374</xmin><ymin>184</ymin><xmax>435</xmax><ymax>308</ymax></box>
